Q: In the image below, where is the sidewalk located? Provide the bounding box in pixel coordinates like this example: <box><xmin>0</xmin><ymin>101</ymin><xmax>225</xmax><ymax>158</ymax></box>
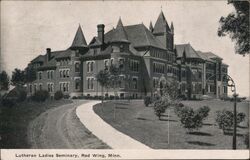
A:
<box><xmin>76</xmin><ymin>101</ymin><xmax>151</xmax><ymax>149</ymax></box>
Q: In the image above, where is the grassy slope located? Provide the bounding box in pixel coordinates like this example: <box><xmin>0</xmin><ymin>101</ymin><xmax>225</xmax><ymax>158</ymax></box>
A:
<box><xmin>0</xmin><ymin>99</ymin><xmax>72</xmax><ymax>148</ymax></box>
<box><xmin>93</xmin><ymin>100</ymin><xmax>249</xmax><ymax>149</ymax></box>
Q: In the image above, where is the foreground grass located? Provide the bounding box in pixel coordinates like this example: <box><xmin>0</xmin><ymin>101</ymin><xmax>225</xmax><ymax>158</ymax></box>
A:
<box><xmin>0</xmin><ymin>99</ymin><xmax>72</xmax><ymax>148</ymax></box>
<box><xmin>93</xmin><ymin>100</ymin><xmax>249</xmax><ymax>149</ymax></box>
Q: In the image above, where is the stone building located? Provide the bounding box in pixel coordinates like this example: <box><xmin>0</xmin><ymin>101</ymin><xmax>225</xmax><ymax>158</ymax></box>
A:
<box><xmin>26</xmin><ymin>11</ymin><xmax>228</xmax><ymax>99</ymax></box>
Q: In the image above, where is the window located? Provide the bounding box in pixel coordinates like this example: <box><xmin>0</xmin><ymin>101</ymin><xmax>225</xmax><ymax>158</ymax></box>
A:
<box><xmin>120</xmin><ymin>45</ymin><xmax>124</xmax><ymax>52</ymax></box>
<box><xmin>39</xmin><ymin>84</ymin><xmax>42</xmax><ymax>90</ymax></box>
<box><xmin>87</xmin><ymin>61</ymin><xmax>94</xmax><ymax>72</ymax></box>
<box><xmin>119</xmin><ymin>58</ymin><xmax>125</xmax><ymax>70</ymax></box>
<box><xmin>51</xmin><ymin>71</ymin><xmax>53</xmax><ymax>79</ymax></box>
<box><xmin>223</xmin><ymin>86</ymin><xmax>227</xmax><ymax>93</ymax></box>
<box><xmin>87</xmin><ymin>77</ymin><xmax>94</xmax><ymax>90</ymax></box>
<box><xmin>110</xmin><ymin>58</ymin><xmax>114</xmax><ymax>66</ymax></box>
<box><xmin>153</xmin><ymin>78</ymin><xmax>158</xmax><ymax>88</ymax></box>
<box><xmin>153</xmin><ymin>62</ymin><xmax>165</xmax><ymax>74</ymax></box>
<box><xmin>93</xmin><ymin>49</ymin><xmax>97</xmax><ymax>55</ymax></box>
<box><xmin>66</xmin><ymin>70</ymin><xmax>70</xmax><ymax>77</ymax></box>
<box><xmin>119</xmin><ymin>76</ymin><xmax>125</xmax><ymax>88</ymax></box>
<box><xmin>38</xmin><ymin>72</ymin><xmax>42</xmax><ymax>80</ymax></box>
<box><xmin>182</xmin><ymin>70</ymin><xmax>186</xmax><ymax>77</ymax></box>
<box><xmin>29</xmin><ymin>84</ymin><xmax>32</xmax><ymax>93</ymax></box>
<box><xmin>63</xmin><ymin>83</ymin><xmax>66</xmax><ymax>92</ymax></box>
<box><xmin>75</xmin><ymin>50</ymin><xmax>79</xmax><ymax>57</ymax></box>
<box><xmin>74</xmin><ymin>62</ymin><xmax>80</xmax><ymax>72</ymax></box>
<box><xmin>47</xmin><ymin>71</ymin><xmax>50</xmax><ymax>79</ymax></box>
<box><xmin>75</xmin><ymin>79</ymin><xmax>80</xmax><ymax>90</ymax></box>
<box><xmin>60</xmin><ymin>71</ymin><xmax>63</xmax><ymax>78</ymax></box>
<box><xmin>104</xmin><ymin>60</ymin><xmax>109</xmax><ymax>69</ymax></box>
<box><xmin>132</xmin><ymin>77</ymin><xmax>138</xmax><ymax>89</ymax></box>
<box><xmin>48</xmin><ymin>84</ymin><xmax>51</xmax><ymax>92</ymax></box>
<box><xmin>34</xmin><ymin>84</ymin><xmax>37</xmax><ymax>93</ymax></box>
<box><xmin>130</xmin><ymin>60</ymin><xmax>139</xmax><ymax>72</ymax></box>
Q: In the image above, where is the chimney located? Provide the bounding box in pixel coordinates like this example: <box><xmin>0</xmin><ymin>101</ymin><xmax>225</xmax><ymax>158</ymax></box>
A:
<box><xmin>97</xmin><ymin>24</ymin><xmax>105</xmax><ymax>45</ymax></box>
<box><xmin>46</xmin><ymin>48</ymin><xmax>51</xmax><ymax>61</ymax></box>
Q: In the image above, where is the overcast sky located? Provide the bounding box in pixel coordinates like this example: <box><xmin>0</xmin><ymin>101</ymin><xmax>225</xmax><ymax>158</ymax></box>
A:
<box><xmin>1</xmin><ymin>1</ymin><xmax>249</xmax><ymax>97</ymax></box>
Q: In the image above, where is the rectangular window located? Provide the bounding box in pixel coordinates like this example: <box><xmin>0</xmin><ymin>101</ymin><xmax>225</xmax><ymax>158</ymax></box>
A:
<box><xmin>153</xmin><ymin>62</ymin><xmax>165</xmax><ymax>74</ymax></box>
<box><xmin>75</xmin><ymin>63</ymin><xmax>80</xmax><ymax>72</ymax></box>
<box><xmin>119</xmin><ymin>58</ymin><xmax>125</xmax><ymax>70</ymax></box>
<box><xmin>39</xmin><ymin>84</ymin><xmax>42</xmax><ymax>91</ymax></box>
<box><xmin>29</xmin><ymin>84</ymin><xmax>32</xmax><ymax>93</ymax></box>
<box><xmin>75</xmin><ymin>80</ymin><xmax>80</xmax><ymax>90</ymax></box>
<box><xmin>130</xmin><ymin>60</ymin><xmax>139</xmax><ymax>72</ymax></box>
<box><xmin>132</xmin><ymin>77</ymin><xmax>138</xmax><ymax>89</ymax></box>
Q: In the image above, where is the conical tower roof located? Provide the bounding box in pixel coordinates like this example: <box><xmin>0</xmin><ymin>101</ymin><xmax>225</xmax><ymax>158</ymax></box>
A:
<box><xmin>111</xmin><ymin>18</ymin><xmax>129</xmax><ymax>43</ymax></box>
<box><xmin>153</xmin><ymin>11</ymin><xmax>171</xmax><ymax>34</ymax></box>
<box><xmin>71</xmin><ymin>25</ymin><xmax>88</xmax><ymax>48</ymax></box>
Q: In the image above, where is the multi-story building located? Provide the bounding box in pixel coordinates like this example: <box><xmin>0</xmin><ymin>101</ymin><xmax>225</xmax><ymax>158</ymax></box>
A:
<box><xmin>26</xmin><ymin>11</ymin><xmax>228</xmax><ymax>99</ymax></box>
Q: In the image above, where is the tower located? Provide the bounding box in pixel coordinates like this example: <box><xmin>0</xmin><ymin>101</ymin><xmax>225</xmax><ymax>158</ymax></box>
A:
<box><xmin>153</xmin><ymin>11</ymin><xmax>174</xmax><ymax>51</ymax></box>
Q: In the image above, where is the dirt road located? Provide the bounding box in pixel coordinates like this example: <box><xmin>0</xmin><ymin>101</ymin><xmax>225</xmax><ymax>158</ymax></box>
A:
<box><xmin>28</xmin><ymin>100</ymin><xmax>110</xmax><ymax>149</ymax></box>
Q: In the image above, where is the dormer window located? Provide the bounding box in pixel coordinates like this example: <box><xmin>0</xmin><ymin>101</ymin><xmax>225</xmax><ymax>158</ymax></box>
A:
<box><xmin>93</xmin><ymin>49</ymin><xmax>97</xmax><ymax>55</ymax></box>
<box><xmin>120</xmin><ymin>45</ymin><xmax>124</xmax><ymax>52</ymax></box>
<box><xmin>75</xmin><ymin>50</ymin><xmax>79</xmax><ymax>57</ymax></box>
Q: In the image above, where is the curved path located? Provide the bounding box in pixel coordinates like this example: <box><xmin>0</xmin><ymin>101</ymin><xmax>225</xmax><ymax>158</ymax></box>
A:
<box><xmin>76</xmin><ymin>101</ymin><xmax>151</xmax><ymax>149</ymax></box>
<box><xmin>28</xmin><ymin>100</ymin><xmax>109</xmax><ymax>149</ymax></box>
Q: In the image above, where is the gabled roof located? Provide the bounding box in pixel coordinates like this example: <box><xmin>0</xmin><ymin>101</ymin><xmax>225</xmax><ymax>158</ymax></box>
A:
<box><xmin>105</xmin><ymin>23</ymin><xmax>166</xmax><ymax>50</ymax></box>
<box><xmin>153</xmin><ymin>11</ymin><xmax>171</xmax><ymax>34</ymax></box>
<box><xmin>175</xmin><ymin>44</ymin><xmax>203</xmax><ymax>60</ymax></box>
<box><xmin>31</xmin><ymin>55</ymin><xmax>45</xmax><ymax>63</ymax></box>
<box><xmin>89</xmin><ymin>37</ymin><xmax>102</xmax><ymax>47</ymax></box>
<box><xmin>110</xmin><ymin>18</ymin><xmax>129</xmax><ymax>43</ymax></box>
<box><xmin>196</xmin><ymin>51</ymin><xmax>216</xmax><ymax>62</ymax></box>
<box><xmin>71</xmin><ymin>25</ymin><xmax>88</xmax><ymax>48</ymax></box>
<box><xmin>54</xmin><ymin>49</ymin><xmax>74</xmax><ymax>59</ymax></box>
<box><xmin>202</xmin><ymin>51</ymin><xmax>223</xmax><ymax>60</ymax></box>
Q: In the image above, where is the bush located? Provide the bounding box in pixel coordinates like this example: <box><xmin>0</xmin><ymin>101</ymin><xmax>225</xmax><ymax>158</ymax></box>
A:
<box><xmin>197</xmin><ymin>106</ymin><xmax>210</xmax><ymax>120</ymax></box>
<box><xmin>153</xmin><ymin>100</ymin><xmax>166</xmax><ymax>120</ymax></box>
<box><xmin>216</xmin><ymin>110</ymin><xmax>246</xmax><ymax>133</ymax></box>
<box><xmin>174</xmin><ymin>103</ymin><xmax>184</xmax><ymax>117</ymax></box>
<box><xmin>1</xmin><ymin>97</ymin><xmax>16</xmax><ymax>107</ymax></box>
<box><xmin>244</xmin><ymin>132</ymin><xmax>249</xmax><ymax>149</ymax></box>
<box><xmin>110</xmin><ymin>95</ymin><xmax>114</xmax><ymax>100</ymax></box>
<box><xmin>31</xmin><ymin>90</ymin><xmax>49</xmax><ymax>102</ymax></box>
<box><xmin>63</xmin><ymin>94</ymin><xmax>70</xmax><ymax>99</ymax></box>
<box><xmin>17</xmin><ymin>89</ymin><xmax>27</xmax><ymax>102</ymax></box>
<box><xmin>237</xmin><ymin>112</ymin><xmax>246</xmax><ymax>124</ymax></box>
<box><xmin>144</xmin><ymin>96</ymin><xmax>152</xmax><ymax>107</ymax></box>
<box><xmin>54</xmin><ymin>91</ymin><xmax>63</xmax><ymax>100</ymax></box>
<box><xmin>177</xmin><ymin>106</ymin><xmax>203</xmax><ymax>132</ymax></box>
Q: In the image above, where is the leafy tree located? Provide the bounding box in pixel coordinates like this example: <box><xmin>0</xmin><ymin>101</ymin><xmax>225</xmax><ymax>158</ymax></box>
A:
<box><xmin>25</xmin><ymin>66</ymin><xmax>36</xmax><ymax>82</ymax></box>
<box><xmin>109</xmin><ymin>64</ymin><xmax>121</xmax><ymax>98</ymax></box>
<box><xmin>218</xmin><ymin>0</ymin><xmax>249</xmax><ymax>55</ymax></box>
<box><xmin>0</xmin><ymin>71</ymin><xmax>9</xmax><ymax>91</ymax></box>
<box><xmin>96</xmin><ymin>69</ymin><xmax>110</xmax><ymax>104</ymax></box>
<box><xmin>11</xmin><ymin>68</ymin><xmax>26</xmax><ymax>86</ymax></box>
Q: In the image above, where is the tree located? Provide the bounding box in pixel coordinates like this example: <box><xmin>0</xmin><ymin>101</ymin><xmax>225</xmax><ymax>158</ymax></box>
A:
<box><xmin>25</xmin><ymin>66</ymin><xmax>36</xmax><ymax>82</ymax></box>
<box><xmin>0</xmin><ymin>71</ymin><xmax>9</xmax><ymax>91</ymax></box>
<box><xmin>11</xmin><ymin>68</ymin><xmax>26</xmax><ymax>86</ymax></box>
<box><xmin>96</xmin><ymin>69</ymin><xmax>110</xmax><ymax>104</ymax></box>
<box><xmin>218</xmin><ymin>0</ymin><xmax>249</xmax><ymax>56</ymax></box>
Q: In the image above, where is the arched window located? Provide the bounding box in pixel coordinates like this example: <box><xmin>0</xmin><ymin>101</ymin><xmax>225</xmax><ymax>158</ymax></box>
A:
<box><xmin>66</xmin><ymin>70</ymin><xmax>70</xmax><ymax>77</ymax></box>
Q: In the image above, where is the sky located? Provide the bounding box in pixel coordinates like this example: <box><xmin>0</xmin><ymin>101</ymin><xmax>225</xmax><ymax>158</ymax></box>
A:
<box><xmin>1</xmin><ymin>1</ymin><xmax>249</xmax><ymax>97</ymax></box>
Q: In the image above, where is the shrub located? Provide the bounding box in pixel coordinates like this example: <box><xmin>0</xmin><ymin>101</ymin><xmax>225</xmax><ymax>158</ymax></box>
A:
<box><xmin>153</xmin><ymin>100</ymin><xmax>166</xmax><ymax>120</ymax></box>
<box><xmin>110</xmin><ymin>95</ymin><xmax>114</xmax><ymax>100</ymax></box>
<box><xmin>31</xmin><ymin>90</ymin><xmax>49</xmax><ymax>102</ymax></box>
<box><xmin>244</xmin><ymin>132</ymin><xmax>249</xmax><ymax>149</ymax></box>
<box><xmin>174</xmin><ymin>103</ymin><xmax>184</xmax><ymax>117</ymax></box>
<box><xmin>1</xmin><ymin>97</ymin><xmax>16</xmax><ymax>107</ymax></box>
<box><xmin>216</xmin><ymin>110</ymin><xmax>246</xmax><ymax>133</ymax></box>
<box><xmin>144</xmin><ymin>96</ymin><xmax>152</xmax><ymax>107</ymax></box>
<box><xmin>197</xmin><ymin>106</ymin><xmax>210</xmax><ymax>120</ymax></box>
<box><xmin>215</xmin><ymin>110</ymin><xmax>234</xmax><ymax>132</ymax></box>
<box><xmin>63</xmin><ymin>94</ymin><xmax>70</xmax><ymax>99</ymax></box>
<box><xmin>54</xmin><ymin>91</ymin><xmax>63</xmax><ymax>100</ymax></box>
<box><xmin>17</xmin><ymin>89</ymin><xmax>27</xmax><ymax>102</ymax></box>
<box><xmin>178</xmin><ymin>106</ymin><xmax>203</xmax><ymax>132</ymax></box>
<box><xmin>237</xmin><ymin>112</ymin><xmax>246</xmax><ymax>124</ymax></box>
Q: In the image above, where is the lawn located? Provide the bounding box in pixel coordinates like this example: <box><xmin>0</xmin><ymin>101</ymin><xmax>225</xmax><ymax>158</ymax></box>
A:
<box><xmin>0</xmin><ymin>99</ymin><xmax>72</xmax><ymax>148</ymax></box>
<box><xmin>93</xmin><ymin>99</ymin><xmax>249</xmax><ymax>149</ymax></box>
